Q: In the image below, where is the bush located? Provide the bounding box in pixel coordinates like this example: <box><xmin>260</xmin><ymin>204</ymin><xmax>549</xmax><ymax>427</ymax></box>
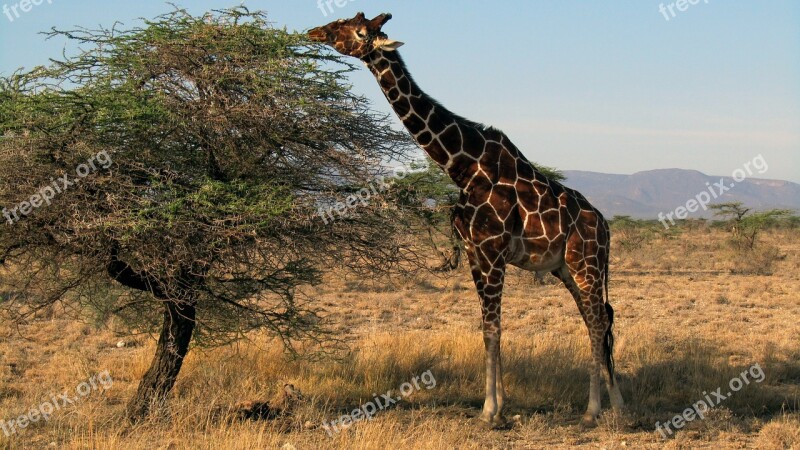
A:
<box><xmin>729</xmin><ymin>245</ymin><xmax>784</xmax><ymax>276</ymax></box>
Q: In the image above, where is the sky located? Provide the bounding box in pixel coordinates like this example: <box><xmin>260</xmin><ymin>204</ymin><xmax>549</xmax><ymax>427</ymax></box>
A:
<box><xmin>1</xmin><ymin>1</ymin><xmax>799</xmax><ymax>182</ymax></box>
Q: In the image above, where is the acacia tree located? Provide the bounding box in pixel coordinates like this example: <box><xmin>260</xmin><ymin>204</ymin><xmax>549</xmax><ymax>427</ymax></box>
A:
<box><xmin>710</xmin><ymin>202</ymin><xmax>793</xmax><ymax>249</ymax></box>
<box><xmin>710</xmin><ymin>202</ymin><xmax>751</xmax><ymax>236</ymax></box>
<box><xmin>0</xmin><ymin>8</ymin><xmax>423</xmax><ymax>421</ymax></box>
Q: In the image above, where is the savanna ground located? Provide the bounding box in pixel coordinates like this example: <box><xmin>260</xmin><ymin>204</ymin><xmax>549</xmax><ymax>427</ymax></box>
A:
<box><xmin>1</xmin><ymin>225</ymin><xmax>798</xmax><ymax>449</ymax></box>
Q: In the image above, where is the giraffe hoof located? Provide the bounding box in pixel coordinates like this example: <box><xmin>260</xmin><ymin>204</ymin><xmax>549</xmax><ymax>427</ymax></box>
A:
<box><xmin>477</xmin><ymin>413</ymin><xmax>511</xmax><ymax>430</ymax></box>
<box><xmin>580</xmin><ymin>414</ymin><xmax>599</xmax><ymax>429</ymax></box>
<box><xmin>492</xmin><ymin>414</ymin><xmax>512</xmax><ymax>429</ymax></box>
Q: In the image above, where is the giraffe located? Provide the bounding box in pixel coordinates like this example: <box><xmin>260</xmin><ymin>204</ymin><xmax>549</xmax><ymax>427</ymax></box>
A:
<box><xmin>310</xmin><ymin>12</ymin><xmax>624</xmax><ymax>427</ymax></box>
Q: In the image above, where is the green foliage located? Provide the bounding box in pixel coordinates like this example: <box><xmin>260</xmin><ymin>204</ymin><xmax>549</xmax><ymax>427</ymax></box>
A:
<box><xmin>387</xmin><ymin>157</ymin><xmax>461</xmax><ymax>269</ymax></box>
<box><xmin>710</xmin><ymin>202</ymin><xmax>794</xmax><ymax>249</ymax></box>
<box><xmin>536</xmin><ymin>165</ymin><xmax>566</xmax><ymax>183</ymax></box>
<box><xmin>0</xmin><ymin>7</ymin><xmax>420</xmax><ymax>351</ymax></box>
<box><xmin>391</xmin><ymin>158</ymin><xmax>459</xmax><ymax>225</ymax></box>
<box><xmin>737</xmin><ymin>209</ymin><xmax>794</xmax><ymax>249</ymax></box>
<box><xmin>783</xmin><ymin>215</ymin><xmax>800</xmax><ymax>229</ymax></box>
<box><xmin>125</xmin><ymin>179</ymin><xmax>293</xmax><ymax>236</ymax></box>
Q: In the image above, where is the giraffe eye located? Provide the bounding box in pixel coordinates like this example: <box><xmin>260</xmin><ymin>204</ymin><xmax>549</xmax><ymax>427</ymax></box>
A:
<box><xmin>356</xmin><ymin>29</ymin><xmax>368</xmax><ymax>40</ymax></box>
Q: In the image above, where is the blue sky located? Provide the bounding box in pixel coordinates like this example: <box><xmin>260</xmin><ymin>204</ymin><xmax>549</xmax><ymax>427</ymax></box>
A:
<box><xmin>2</xmin><ymin>1</ymin><xmax>798</xmax><ymax>182</ymax></box>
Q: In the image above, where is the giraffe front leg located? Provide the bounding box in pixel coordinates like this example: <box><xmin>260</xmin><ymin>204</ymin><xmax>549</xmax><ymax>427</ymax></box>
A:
<box><xmin>494</xmin><ymin>339</ymin><xmax>507</xmax><ymax>426</ymax></box>
<box><xmin>480</xmin><ymin>324</ymin><xmax>500</xmax><ymax>423</ymax></box>
<box><xmin>480</xmin><ymin>319</ymin><xmax>508</xmax><ymax>428</ymax></box>
<box><xmin>470</xmin><ymin>259</ymin><xmax>507</xmax><ymax>426</ymax></box>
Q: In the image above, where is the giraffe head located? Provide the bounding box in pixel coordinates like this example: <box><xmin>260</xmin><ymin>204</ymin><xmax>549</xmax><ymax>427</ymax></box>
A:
<box><xmin>309</xmin><ymin>12</ymin><xmax>404</xmax><ymax>59</ymax></box>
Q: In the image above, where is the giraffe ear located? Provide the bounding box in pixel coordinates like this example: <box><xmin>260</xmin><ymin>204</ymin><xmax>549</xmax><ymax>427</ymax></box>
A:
<box><xmin>379</xmin><ymin>40</ymin><xmax>404</xmax><ymax>51</ymax></box>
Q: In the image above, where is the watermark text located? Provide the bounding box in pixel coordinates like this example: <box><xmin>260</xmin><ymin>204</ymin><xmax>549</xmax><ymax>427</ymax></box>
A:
<box><xmin>655</xmin><ymin>363</ymin><xmax>765</xmax><ymax>438</ymax></box>
<box><xmin>321</xmin><ymin>369</ymin><xmax>436</xmax><ymax>436</ymax></box>
<box><xmin>3</xmin><ymin>150</ymin><xmax>113</xmax><ymax>225</ymax></box>
<box><xmin>658</xmin><ymin>154</ymin><xmax>767</xmax><ymax>229</ymax></box>
<box><xmin>659</xmin><ymin>0</ymin><xmax>710</xmax><ymax>21</ymax></box>
<box><xmin>3</xmin><ymin>0</ymin><xmax>53</xmax><ymax>23</ymax></box>
<box><xmin>1</xmin><ymin>370</ymin><xmax>113</xmax><ymax>437</ymax></box>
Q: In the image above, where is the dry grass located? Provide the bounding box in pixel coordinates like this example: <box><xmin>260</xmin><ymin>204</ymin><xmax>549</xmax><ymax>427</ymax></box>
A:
<box><xmin>1</xmin><ymin>228</ymin><xmax>798</xmax><ymax>449</ymax></box>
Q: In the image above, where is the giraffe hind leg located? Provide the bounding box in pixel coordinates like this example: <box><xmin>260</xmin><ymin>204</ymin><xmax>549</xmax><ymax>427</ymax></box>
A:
<box><xmin>554</xmin><ymin>264</ymin><xmax>623</xmax><ymax>426</ymax></box>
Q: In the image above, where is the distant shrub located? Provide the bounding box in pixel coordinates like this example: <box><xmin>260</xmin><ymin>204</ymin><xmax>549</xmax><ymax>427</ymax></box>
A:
<box><xmin>730</xmin><ymin>245</ymin><xmax>784</xmax><ymax>276</ymax></box>
<box><xmin>610</xmin><ymin>216</ymin><xmax>663</xmax><ymax>252</ymax></box>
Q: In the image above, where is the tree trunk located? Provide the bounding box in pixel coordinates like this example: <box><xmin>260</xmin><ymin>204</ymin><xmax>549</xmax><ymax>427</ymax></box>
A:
<box><xmin>126</xmin><ymin>299</ymin><xmax>196</xmax><ymax>422</ymax></box>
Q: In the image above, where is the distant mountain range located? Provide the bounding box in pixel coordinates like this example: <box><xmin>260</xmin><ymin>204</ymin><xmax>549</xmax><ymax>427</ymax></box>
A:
<box><xmin>561</xmin><ymin>169</ymin><xmax>800</xmax><ymax>220</ymax></box>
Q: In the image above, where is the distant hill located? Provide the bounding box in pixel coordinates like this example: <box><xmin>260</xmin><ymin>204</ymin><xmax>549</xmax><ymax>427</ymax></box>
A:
<box><xmin>561</xmin><ymin>169</ymin><xmax>800</xmax><ymax>220</ymax></box>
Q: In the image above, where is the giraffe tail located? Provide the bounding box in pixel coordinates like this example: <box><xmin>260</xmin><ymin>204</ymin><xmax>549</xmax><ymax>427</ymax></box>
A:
<box><xmin>602</xmin><ymin>250</ymin><xmax>616</xmax><ymax>386</ymax></box>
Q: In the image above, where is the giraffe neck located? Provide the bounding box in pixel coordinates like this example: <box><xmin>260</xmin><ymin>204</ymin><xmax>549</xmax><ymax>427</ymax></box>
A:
<box><xmin>364</xmin><ymin>50</ymin><xmax>494</xmax><ymax>188</ymax></box>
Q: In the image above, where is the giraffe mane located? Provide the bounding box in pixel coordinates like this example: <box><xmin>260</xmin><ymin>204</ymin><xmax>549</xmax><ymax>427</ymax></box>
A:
<box><xmin>389</xmin><ymin>51</ymin><xmax>502</xmax><ymax>136</ymax></box>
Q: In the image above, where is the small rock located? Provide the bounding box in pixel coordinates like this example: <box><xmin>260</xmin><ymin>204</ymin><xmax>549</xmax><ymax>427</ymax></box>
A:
<box><xmin>116</xmin><ymin>341</ymin><xmax>126</xmax><ymax>348</ymax></box>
